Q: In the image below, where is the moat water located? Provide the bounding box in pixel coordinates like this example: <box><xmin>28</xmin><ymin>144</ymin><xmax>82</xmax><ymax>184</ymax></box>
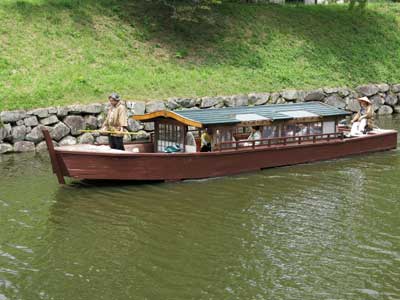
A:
<box><xmin>0</xmin><ymin>116</ymin><xmax>399</xmax><ymax>300</ymax></box>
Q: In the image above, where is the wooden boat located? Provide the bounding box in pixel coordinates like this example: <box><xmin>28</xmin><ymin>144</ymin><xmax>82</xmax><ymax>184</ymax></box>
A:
<box><xmin>43</xmin><ymin>102</ymin><xmax>397</xmax><ymax>184</ymax></box>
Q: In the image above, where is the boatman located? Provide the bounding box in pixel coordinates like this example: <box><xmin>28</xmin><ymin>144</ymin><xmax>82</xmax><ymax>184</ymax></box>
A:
<box><xmin>101</xmin><ymin>93</ymin><xmax>128</xmax><ymax>150</ymax></box>
<box><xmin>350</xmin><ymin>96</ymin><xmax>374</xmax><ymax>136</ymax></box>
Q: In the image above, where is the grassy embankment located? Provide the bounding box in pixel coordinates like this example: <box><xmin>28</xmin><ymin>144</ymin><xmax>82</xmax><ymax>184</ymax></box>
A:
<box><xmin>1</xmin><ymin>0</ymin><xmax>400</xmax><ymax>111</ymax></box>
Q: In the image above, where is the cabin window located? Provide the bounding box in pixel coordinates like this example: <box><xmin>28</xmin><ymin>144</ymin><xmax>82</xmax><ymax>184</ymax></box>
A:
<box><xmin>283</xmin><ymin>124</ymin><xmax>296</xmax><ymax>137</ymax></box>
<box><xmin>262</xmin><ymin>125</ymin><xmax>279</xmax><ymax>139</ymax></box>
<box><xmin>294</xmin><ymin>123</ymin><xmax>309</xmax><ymax>136</ymax></box>
<box><xmin>157</xmin><ymin>123</ymin><xmax>184</xmax><ymax>152</ymax></box>
<box><xmin>310</xmin><ymin>122</ymin><xmax>323</xmax><ymax>135</ymax></box>
<box><xmin>215</xmin><ymin>128</ymin><xmax>234</xmax><ymax>149</ymax></box>
<box><xmin>323</xmin><ymin>121</ymin><xmax>335</xmax><ymax>134</ymax></box>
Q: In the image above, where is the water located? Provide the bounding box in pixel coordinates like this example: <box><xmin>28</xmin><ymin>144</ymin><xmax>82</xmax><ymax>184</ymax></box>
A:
<box><xmin>0</xmin><ymin>116</ymin><xmax>399</xmax><ymax>300</ymax></box>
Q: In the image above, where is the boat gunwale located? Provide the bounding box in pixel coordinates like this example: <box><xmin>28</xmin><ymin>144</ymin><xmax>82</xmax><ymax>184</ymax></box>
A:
<box><xmin>53</xmin><ymin>130</ymin><xmax>398</xmax><ymax>158</ymax></box>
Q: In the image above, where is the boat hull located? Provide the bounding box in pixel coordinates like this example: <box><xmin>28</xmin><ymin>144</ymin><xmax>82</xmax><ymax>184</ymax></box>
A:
<box><xmin>50</xmin><ymin>131</ymin><xmax>397</xmax><ymax>182</ymax></box>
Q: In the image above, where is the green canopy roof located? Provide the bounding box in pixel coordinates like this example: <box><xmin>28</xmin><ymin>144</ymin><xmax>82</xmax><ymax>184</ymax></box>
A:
<box><xmin>134</xmin><ymin>102</ymin><xmax>351</xmax><ymax>127</ymax></box>
<box><xmin>174</xmin><ymin>102</ymin><xmax>350</xmax><ymax>126</ymax></box>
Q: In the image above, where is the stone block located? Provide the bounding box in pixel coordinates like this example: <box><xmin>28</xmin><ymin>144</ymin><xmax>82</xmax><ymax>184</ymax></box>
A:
<box><xmin>36</xmin><ymin>140</ymin><xmax>57</xmax><ymax>152</ymax></box>
<box><xmin>144</xmin><ymin>122</ymin><xmax>155</xmax><ymax>131</ymax></box>
<box><xmin>131</xmin><ymin>101</ymin><xmax>146</xmax><ymax>115</ymax></box>
<box><xmin>67</xmin><ymin>105</ymin><xmax>85</xmax><ymax>114</ymax></box>
<box><xmin>384</xmin><ymin>94</ymin><xmax>398</xmax><ymax>106</ymax></box>
<box><xmin>11</xmin><ymin>125</ymin><xmax>27</xmax><ymax>142</ymax></box>
<box><xmin>391</xmin><ymin>84</ymin><xmax>400</xmax><ymax>93</ymax></box>
<box><xmin>63</xmin><ymin>115</ymin><xmax>85</xmax><ymax>136</ymax></box>
<box><xmin>270</xmin><ymin>92</ymin><xmax>280</xmax><ymax>104</ymax></box>
<box><xmin>127</xmin><ymin>119</ymin><xmax>142</xmax><ymax>132</ymax></box>
<box><xmin>14</xmin><ymin>141</ymin><xmax>35</xmax><ymax>152</ymax></box>
<box><xmin>248</xmin><ymin>93</ymin><xmax>270</xmax><ymax>106</ymax></box>
<box><xmin>276</xmin><ymin>98</ymin><xmax>286</xmax><ymax>104</ymax></box>
<box><xmin>377</xmin><ymin>105</ymin><xmax>393</xmax><ymax>115</ymax></box>
<box><xmin>176</xmin><ymin>98</ymin><xmax>196</xmax><ymax>109</ymax></box>
<box><xmin>27</xmin><ymin>108</ymin><xmax>49</xmax><ymax>118</ymax></box>
<box><xmin>40</xmin><ymin>115</ymin><xmax>59</xmax><ymax>125</ymax></box>
<box><xmin>337</xmin><ymin>88</ymin><xmax>350</xmax><ymax>97</ymax></box>
<box><xmin>345</xmin><ymin>98</ymin><xmax>361</xmax><ymax>112</ymax></box>
<box><xmin>325</xmin><ymin>95</ymin><xmax>345</xmax><ymax>109</ymax></box>
<box><xmin>304</xmin><ymin>89</ymin><xmax>325</xmax><ymax>101</ymax></box>
<box><xmin>95</xmin><ymin>136</ymin><xmax>109</xmax><ymax>144</ymax></box>
<box><xmin>24</xmin><ymin>116</ymin><xmax>38</xmax><ymax>127</ymax></box>
<box><xmin>377</xmin><ymin>83</ymin><xmax>390</xmax><ymax>93</ymax></box>
<box><xmin>0</xmin><ymin>110</ymin><xmax>27</xmax><ymax>123</ymax></box>
<box><xmin>281</xmin><ymin>90</ymin><xmax>299</xmax><ymax>101</ymax></box>
<box><xmin>145</xmin><ymin>101</ymin><xmax>165</xmax><ymax>113</ymax></box>
<box><xmin>84</xmin><ymin>115</ymin><xmax>98</xmax><ymax>130</ymax></box>
<box><xmin>57</xmin><ymin>106</ymin><xmax>70</xmax><ymax>117</ymax></box>
<box><xmin>200</xmin><ymin>97</ymin><xmax>219</xmax><ymax>108</ymax></box>
<box><xmin>323</xmin><ymin>87</ymin><xmax>339</xmax><ymax>94</ymax></box>
<box><xmin>48</xmin><ymin>107</ymin><xmax>57</xmax><ymax>114</ymax></box>
<box><xmin>59</xmin><ymin>136</ymin><xmax>77</xmax><ymax>146</ymax></box>
<box><xmin>0</xmin><ymin>123</ymin><xmax>11</xmax><ymax>142</ymax></box>
<box><xmin>50</xmin><ymin>122</ymin><xmax>70</xmax><ymax>141</ymax></box>
<box><xmin>195</xmin><ymin>97</ymin><xmax>202</xmax><ymax>106</ymax></box>
<box><xmin>77</xmin><ymin>133</ymin><xmax>95</xmax><ymax>144</ymax></box>
<box><xmin>166</xmin><ymin>98</ymin><xmax>180</xmax><ymax>110</ymax></box>
<box><xmin>0</xmin><ymin>143</ymin><xmax>13</xmax><ymax>154</ymax></box>
<box><xmin>97</xmin><ymin>114</ymin><xmax>105</xmax><ymax>128</ymax></box>
<box><xmin>356</xmin><ymin>84</ymin><xmax>379</xmax><ymax>96</ymax></box>
<box><xmin>25</xmin><ymin>125</ymin><xmax>46</xmax><ymax>143</ymax></box>
<box><xmin>370</xmin><ymin>94</ymin><xmax>384</xmax><ymax>111</ymax></box>
<box><xmin>81</xmin><ymin>103</ymin><xmax>102</xmax><ymax>114</ymax></box>
<box><xmin>232</xmin><ymin>94</ymin><xmax>249</xmax><ymax>107</ymax></box>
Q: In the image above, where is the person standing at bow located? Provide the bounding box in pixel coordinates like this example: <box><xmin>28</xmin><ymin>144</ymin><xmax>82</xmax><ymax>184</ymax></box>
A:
<box><xmin>101</xmin><ymin>93</ymin><xmax>128</xmax><ymax>150</ymax></box>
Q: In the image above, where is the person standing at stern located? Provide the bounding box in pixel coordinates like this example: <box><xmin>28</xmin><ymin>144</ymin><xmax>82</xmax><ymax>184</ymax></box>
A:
<box><xmin>350</xmin><ymin>96</ymin><xmax>374</xmax><ymax>136</ymax></box>
<box><xmin>101</xmin><ymin>93</ymin><xmax>128</xmax><ymax>150</ymax></box>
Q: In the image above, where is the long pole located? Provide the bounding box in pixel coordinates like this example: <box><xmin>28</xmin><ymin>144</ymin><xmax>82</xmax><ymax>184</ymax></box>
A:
<box><xmin>78</xmin><ymin>130</ymin><xmax>140</xmax><ymax>135</ymax></box>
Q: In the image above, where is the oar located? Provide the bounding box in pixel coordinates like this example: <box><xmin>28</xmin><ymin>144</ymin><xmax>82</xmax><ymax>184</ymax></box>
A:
<box><xmin>79</xmin><ymin>129</ymin><xmax>140</xmax><ymax>135</ymax></box>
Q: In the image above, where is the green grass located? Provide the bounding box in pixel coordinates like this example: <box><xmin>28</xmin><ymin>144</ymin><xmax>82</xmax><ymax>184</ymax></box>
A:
<box><xmin>1</xmin><ymin>0</ymin><xmax>400</xmax><ymax>110</ymax></box>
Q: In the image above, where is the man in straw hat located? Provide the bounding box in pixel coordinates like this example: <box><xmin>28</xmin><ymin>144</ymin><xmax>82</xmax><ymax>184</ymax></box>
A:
<box><xmin>349</xmin><ymin>96</ymin><xmax>374</xmax><ymax>136</ymax></box>
<box><xmin>101</xmin><ymin>92</ymin><xmax>128</xmax><ymax>150</ymax></box>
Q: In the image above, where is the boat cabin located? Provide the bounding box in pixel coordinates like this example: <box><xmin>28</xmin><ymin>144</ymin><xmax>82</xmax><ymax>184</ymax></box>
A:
<box><xmin>133</xmin><ymin>102</ymin><xmax>351</xmax><ymax>153</ymax></box>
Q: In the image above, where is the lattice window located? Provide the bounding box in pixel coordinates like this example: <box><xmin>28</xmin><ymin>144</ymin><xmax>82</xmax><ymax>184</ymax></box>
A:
<box><xmin>157</xmin><ymin>122</ymin><xmax>184</xmax><ymax>152</ymax></box>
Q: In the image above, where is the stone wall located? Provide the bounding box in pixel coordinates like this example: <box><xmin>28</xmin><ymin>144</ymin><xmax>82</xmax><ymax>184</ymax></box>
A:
<box><xmin>1</xmin><ymin>83</ymin><xmax>400</xmax><ymax>154</ymax></box>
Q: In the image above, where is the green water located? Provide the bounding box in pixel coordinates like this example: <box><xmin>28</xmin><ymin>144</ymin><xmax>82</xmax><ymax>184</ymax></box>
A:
<box><xmin>0</xmin><ymin>116</ymin><xmax>399</xmax><ymax>300</ymax></box>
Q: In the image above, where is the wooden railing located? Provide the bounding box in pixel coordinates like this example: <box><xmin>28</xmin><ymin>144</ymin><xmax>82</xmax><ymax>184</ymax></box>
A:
<box><xmin>214</xmin><ymin>132</ymin><xmax>345</xmax><ymax>151</ymax></box>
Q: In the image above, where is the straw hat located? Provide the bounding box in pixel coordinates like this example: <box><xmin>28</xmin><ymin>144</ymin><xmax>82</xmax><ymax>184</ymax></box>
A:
<box><xmin>357</xmin><ymin>96</ymin><xmax>372</xmax><ymax>104</ymax></box>
<box><xmin>109</xmin><ymin>92</ymin><xmax>121</xmax><ymax>101</ymax></box>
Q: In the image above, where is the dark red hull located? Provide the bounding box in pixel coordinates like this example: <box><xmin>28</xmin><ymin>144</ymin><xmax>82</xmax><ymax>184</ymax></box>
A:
<box><xmin>47</xmin><ymin>131</ymin><xmax>397</xmax><ymax>183</ymax></box>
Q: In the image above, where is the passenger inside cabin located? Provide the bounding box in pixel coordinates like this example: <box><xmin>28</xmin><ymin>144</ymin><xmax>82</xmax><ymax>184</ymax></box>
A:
<box><xmin>247</xmin><ymin>126</ymin><xmax>262</xmax><ymax>145</ymax></box>
<box><xmin>350</xmin><ymin>96</ymin><xmax>374</xmax><ymax>136</ymax></box>
<box><xmin>200</xmin><ymin>128</ymin><xmax>213</xmax><ymax>152</ymax></box>
<box><xmin>296</xmin><ymin>123</ymin><xmax>308</xmax><ymax>136</ymax></box>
